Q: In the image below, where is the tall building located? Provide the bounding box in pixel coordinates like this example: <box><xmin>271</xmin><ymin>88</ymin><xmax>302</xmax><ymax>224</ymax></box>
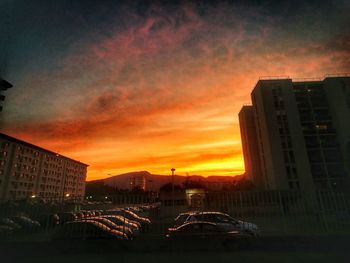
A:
<box><xmin>239</xmin><ymin>76</ymin><xmax>350</xmax><ymax>194</ymax></box>
<box><xmin>238</xmin><ymin>105</ymin><xmax>263</xmax><ymax>188</ymax></box>
<box><xmin>0</xmin><ymin>133</ymin><xmax>88</xmax><ymax>202</ymax></box>
<box><xmin>130</xmin><ymin>174</ymin><xmax>146</xmax><ymax>191</ymax></box>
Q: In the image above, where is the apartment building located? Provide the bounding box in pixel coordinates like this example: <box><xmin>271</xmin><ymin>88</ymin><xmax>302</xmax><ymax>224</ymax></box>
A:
<box><xmin>0</xmin><ymin>133</ymin><xmax>88</xmax><ymax>202</ymax></box>
<box><xmin>239</xmin><ymin>76</ymin><xmax>350</xmax><ymax>194</ymax></box>
<box><xmin>239</xmin><ymin>105</ymin><xmax>264</xmax><ymax>189</ymax></box>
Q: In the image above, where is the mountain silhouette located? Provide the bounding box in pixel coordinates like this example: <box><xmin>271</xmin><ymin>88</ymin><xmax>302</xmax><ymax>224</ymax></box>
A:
<box><xmin>87</xmin><ymin>171</ymin><xmax>243</xmax><ymax>191</ymax></box>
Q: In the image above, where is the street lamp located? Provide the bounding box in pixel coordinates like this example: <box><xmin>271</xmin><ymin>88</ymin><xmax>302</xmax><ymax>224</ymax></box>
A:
<box><xmin>171</xmin><ymin>168</ymin><xmax>176</xmax><ymax>208</ymax></box>
<box><xmin>171</xmin><ymin>168</ymin><xmax>175</xmax><ymax>190</ymax></box>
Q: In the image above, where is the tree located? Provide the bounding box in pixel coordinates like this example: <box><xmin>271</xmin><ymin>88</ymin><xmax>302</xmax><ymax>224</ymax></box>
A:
<box><xmin>159</xmin><ymin>183</ymin><xmax>182</xmax><ymax>192</ymax></box>
<box><xmin>85</xmin><ymin>181</ymin><xmax>115</xmax><ymax>196</ymax></box>
<box><xmin>234</xmin><ymin>179</ymin><xmax>255</xmax><ymax>191</ymax></box>
<box><xmin>182</xmin><ymin>180</ymin><xmax>206</xmax><ymax>189</ymax></box>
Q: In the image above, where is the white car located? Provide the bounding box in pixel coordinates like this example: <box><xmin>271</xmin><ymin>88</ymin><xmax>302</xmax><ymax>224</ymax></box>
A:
<box><xmin>175</xmin><ymin>212</ymin><xmax>260</xmax><ymax>236</ymax></box>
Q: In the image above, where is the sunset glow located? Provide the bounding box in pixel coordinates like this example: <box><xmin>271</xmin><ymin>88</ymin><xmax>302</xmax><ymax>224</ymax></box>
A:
<box><xmin>1</xmin><ymin>1</ymin><xmax>349</xmax><ymax>180</ymax></box>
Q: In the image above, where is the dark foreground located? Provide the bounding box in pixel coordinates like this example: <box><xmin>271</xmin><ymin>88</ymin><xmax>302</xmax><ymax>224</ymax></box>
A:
<box><xmin>1</xmin><ymin>235</ymin><xmax>349</xmax><ymax>263</ymax></box>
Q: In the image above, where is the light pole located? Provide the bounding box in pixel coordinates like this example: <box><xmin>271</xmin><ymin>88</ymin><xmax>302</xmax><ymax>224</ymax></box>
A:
<box><xmin>171</xmin><ymin>168</ymin><xmax>176</xmax><ymax>208</ymax></box>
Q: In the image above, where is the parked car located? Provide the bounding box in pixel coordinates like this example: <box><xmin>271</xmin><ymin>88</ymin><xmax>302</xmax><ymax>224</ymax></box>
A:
<box><xmin>35</xmin><ymin>214</ymin><xmax>60</xmax><ymax>228</ymax></box>
<box><xmin>93</xmin><ymin>210</ymin><xmax>102</xmax><ymax>217</ymax></box>
<box><xmin>174</xmin><ymin>212</ymin><xmax>194</xmax><ymax>227</ymax></box>
<box><xmin>52</xmin><ymin>220</ymin><xmax>127</xmax><ymax>240</ymax></box>
<box><xmin>128</xmin><ymin>207</ymin><xmax>149</xmax><ymax>218</ymax></box>
<box><xmin>175</xmin><ymin>211</ymin><xmax>260</xmax><ymax>236</ymax></box>
<box><xmin>10</xmin><ymin>216</ymin><xmax>41</xmax><ymax>232</ymax></box>
<box><xmin>58</xmin><ymin>212</ymin><xmax>77</xmax><ymax>224</ymax></box>
<box><xmin>165</xmin><ymin>221</ymin><xmax>253</xmax><ymax>250</ymax></box>
<box><xmin>81</xmin><ymin>210</ymin><xmax>93</xmax><ymax>218</ymax></box>
<box><xmin>0</xmin><ymin>218</ymin><xmax>22</xmax><ymax>231</ymax></box>
<box><xmin>0</xmin><ymin>225</ymin><xmax>13</xmax><ymax>237</ymax></box>
<box><xmin>122</xmin><ymin>209</ymin><xmax>151</xmax><ymax>224</ymax></box>
<box><xmin>102</xmin><ymin>211</ymin><xmax>141</xmax><ymax>227</ymax></box>
<box><xmin>74</xmin><ymin>212</ymin><xmax>84</xmax><ymax>220</ymax></box>
<box><xmin>102</xmin><ymin>215</ymin><xmax>140</xmax><ymax>235</ymax></box>
<box><xmin>116</xmin><ymin>210</ymin><xmax>151</xmax><ymax>232</ymax></box>
<box><xmin>86</xmin><ymin>217</ymin><xmax>134</xmax><ymax>238</ymax></box>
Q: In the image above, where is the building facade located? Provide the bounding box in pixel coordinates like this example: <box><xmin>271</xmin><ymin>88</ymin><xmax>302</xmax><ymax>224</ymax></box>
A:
<box><xmin>0</xmin><ymin>133</ymin><xmax>88</xmax><ymax>202</ymax></box>
<box><xmin>238</xmin><ymin>105</ymin><xmax>263</xmax><ymax>188</ymax></box>
<box><xmin>130</xmin><ymin>174</ymin><xmax>146</xmax><ymax>191</ymax></box>
<box><xmin>239</xmin><ymin>76</ymin><xmax>350</xmax><ymax>194</ymax></box>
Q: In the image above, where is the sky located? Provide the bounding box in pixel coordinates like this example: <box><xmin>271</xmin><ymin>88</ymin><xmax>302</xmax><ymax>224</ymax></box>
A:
<box><xmin>1</xmin><ymin>0</ymin><xmax>349</xmax><ymax>180</ymax></box>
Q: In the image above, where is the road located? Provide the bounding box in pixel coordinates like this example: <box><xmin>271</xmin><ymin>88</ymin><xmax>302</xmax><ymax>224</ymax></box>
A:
<box><xmin>1</xmin><ymin>235</ymin><xmax>349</xmax><ymax>263</ymax></box>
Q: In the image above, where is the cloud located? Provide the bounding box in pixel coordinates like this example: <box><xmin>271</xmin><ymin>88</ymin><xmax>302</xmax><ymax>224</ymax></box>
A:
<box><xmin>3</xmin><ymin>1</ymin><xmax>350</xmax><ymax>179</ymax></box>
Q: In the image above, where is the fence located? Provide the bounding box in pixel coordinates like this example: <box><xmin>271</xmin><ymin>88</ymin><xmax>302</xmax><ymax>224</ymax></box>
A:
<box><xmin>0</xmin><ymin>190</ymin><xmax>349</xmax><ymax>242</ymax></box>
<box><xmin>191</xmin><ymin>190</ymin><xmax>350</xmax><ymax>235</ymax></box>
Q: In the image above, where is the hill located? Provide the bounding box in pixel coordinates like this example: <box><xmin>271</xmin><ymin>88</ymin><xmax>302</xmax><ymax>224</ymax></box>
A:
<box><xmin>87</xmin><ymin>171</ymin><xmax>243</xmax><ymax>191</ymax></box>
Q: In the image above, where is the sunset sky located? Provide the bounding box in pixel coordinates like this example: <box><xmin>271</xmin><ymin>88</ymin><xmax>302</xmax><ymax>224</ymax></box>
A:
<box><xmin>1</xmin><ymin>0</ymin><xmax>349</xmax><ymax>180</ymax></box>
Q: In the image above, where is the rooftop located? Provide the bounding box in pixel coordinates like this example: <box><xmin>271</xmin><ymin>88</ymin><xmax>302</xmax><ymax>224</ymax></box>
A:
<box><xmin>0</xmin><ymin>132</ymin><xmax>89</xmax><ymax>166</ymax></box>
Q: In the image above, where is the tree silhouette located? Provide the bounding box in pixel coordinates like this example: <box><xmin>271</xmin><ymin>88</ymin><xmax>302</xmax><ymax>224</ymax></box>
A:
<box><xmin>182</xmin><ymin>180</ymin><xmax>206</xmax><ymax>189</ymax></box>
<box><xmin>234</xmin><ymin>179</ymin><xmax>255</xmax><ymax>190</ymax></box>
<box><xmin>159</xmin><ymin>183</ymin><xmax>182</xmax><ymax>192</ymax></box>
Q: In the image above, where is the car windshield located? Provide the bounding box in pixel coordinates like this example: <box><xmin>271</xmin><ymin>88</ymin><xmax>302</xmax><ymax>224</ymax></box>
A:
<box><xmin>175</xmin><ymin>214</ymin><xmax>189</xmax><ymax>224</ymax></box>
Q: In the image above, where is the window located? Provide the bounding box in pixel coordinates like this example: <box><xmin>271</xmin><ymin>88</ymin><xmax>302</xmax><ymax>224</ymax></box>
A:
<box><xmin>320</xmin><ymin>135</ymin><xmax>337</xmax><ymax>147</ymax></box>
<box><xmin>316</xmin><ymin>124</ymin><xmax>328</xmax><ymax>130</ymax></box>
<box><xmin>308</xmin><ymin>150</ymin><xmax>323</xmax><ymax>163</ymax></box>
<box><xmin>289</xmin><ymin>151</ymin><xmax>295</xmax><ymax>163</ymax></box>
<box><xmin>286</xmin><ymin>166</ymin><xmax>291</xmax><ymax>179</ymax></box>
<box><xmin>216</xmin><ymin>214</ymin><xmax>231</xmax><ymax>222</ymax></box>
<box><xmin>311</xmin><ymin>164</ymin><xmax>327</xmax><ymax>178</ymax></box>
<box><xmin>323</xmin><ymin>149</ymin><xmax>341</xmax><ymax>162</ymax></box>
<box><xmin>289</xmin><ymin>182</ymin><xmax>294</xmax><ymax>189</ymax></box>
<box><xmin>292</xmin><ymin>167</ymin><xmax>298</xmax><ymax>178</ymax></box>
<box><xmin>304</xmin><ymin>136</ymin><xmax>319</xmax><ymax>148</ymax></box>
<box><xmin>327</xmin><ymin>164</ymin><xmax>345</xmax><ymax>178</ymax></box>
<box><xmin>283</xmin><ymin>151</ymin><xmax>289</xmax><ymax>163</ymax></box>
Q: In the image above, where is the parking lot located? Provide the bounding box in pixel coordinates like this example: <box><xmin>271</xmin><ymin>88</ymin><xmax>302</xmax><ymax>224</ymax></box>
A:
<box><xmin>1</xmin><ymin>199</ymin><xmax>350</xmax><ymax>263</ymax></box>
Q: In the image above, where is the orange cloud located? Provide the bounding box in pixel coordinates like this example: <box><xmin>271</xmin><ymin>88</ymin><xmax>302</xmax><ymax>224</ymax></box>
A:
<box><xmin>3</xmin><ymin>3</ymin><xmax>350</xmax><ymax>180</ymax></box>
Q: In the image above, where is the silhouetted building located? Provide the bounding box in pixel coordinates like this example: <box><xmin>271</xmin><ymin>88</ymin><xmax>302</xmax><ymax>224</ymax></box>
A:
<box><xmin>130</xmin><ymin>174</ymin><xmax>146</xmax><ymax>191</ymax></box>
<box><xmin>0</xmin><ymin>78</ymin><xmax>13</xmax><ymax>112</ymax></box>
<box><xmin>240</xmin><ymin>76</ymin><xmax>350</xmax><ymax>194</ymax></box>
<box><xmin>239</xmin><ymin>105</ymin><xmax>263</xmax><ymax>188</ymax></box>
<box><xmin>0</xmin><ymin>133</ymin><xmax>88</xmax><ymax>202</ymax></box>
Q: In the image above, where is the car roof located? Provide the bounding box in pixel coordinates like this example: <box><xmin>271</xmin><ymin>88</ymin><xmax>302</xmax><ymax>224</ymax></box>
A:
<box><xmin>190</xmin><ymin>211</ymin><xmax>230</xmax><ymax>216</ymax></box>
<box><xmin>175</xmin><ymin>211</ymin><xmax>199</xmax><ymax>219</ymax></box>
<box><xmin>176</xmin><ymin>221</ymin><xmax>217</xmax><ymax>229</ymax></box>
